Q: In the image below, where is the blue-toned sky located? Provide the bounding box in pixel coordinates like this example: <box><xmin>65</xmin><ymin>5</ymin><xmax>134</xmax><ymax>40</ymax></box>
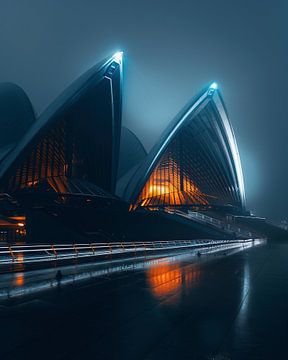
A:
<box><xmin>0</xmin><ymin>0</ymin><xmax>287</xmax><ymax>220</ymax></box>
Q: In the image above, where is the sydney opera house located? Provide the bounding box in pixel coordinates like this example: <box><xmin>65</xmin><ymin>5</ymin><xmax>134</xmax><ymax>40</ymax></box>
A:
<box><xmin>0</xmin><ymin>52</ymin><xmax>253</xmax><ymax>243</ymax></box>
<box><xmin>120</xmin><ymin>82</ymin><xmax>245</xmax><ymax>212</ymax></box>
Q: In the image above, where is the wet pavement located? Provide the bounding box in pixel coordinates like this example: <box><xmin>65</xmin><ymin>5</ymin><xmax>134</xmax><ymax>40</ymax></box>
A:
<box><xmin>0</xmin><ymin>240</ymin><xmax>288</xmax><ymax>359</ymax></box>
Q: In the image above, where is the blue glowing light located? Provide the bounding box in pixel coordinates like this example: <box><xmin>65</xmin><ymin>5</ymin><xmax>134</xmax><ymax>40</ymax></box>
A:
<box><xmin>113</xmin><ymin>51</ymin><xmax>123</xmax><ymax>64</ymax></box>
<box><xmin>210</xmin><ymin>82</ymin><xmax>218</xmax><ymax>90</ymax></box>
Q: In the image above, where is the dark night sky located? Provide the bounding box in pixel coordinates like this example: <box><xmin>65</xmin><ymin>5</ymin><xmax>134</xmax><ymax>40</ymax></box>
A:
<box><xmin>0</xmin><ymin>0</ymin><xmax>287</xmax><ymax>220</ymax></box>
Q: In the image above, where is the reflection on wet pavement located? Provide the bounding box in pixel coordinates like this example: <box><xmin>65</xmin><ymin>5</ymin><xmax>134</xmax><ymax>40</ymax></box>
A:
<box><xmin>147</xmin><ymin>260</ymin><xmax>201</xmax><ymax>303</ymax></box>
<box><xmin>13</xmin><ymin>272</ymin><xmax>25</xmax><ymax>287</ymax></box>
<box><xmin>0</xmin><ymin>240</ymin><xmax>259</xmax><ymax>301</ymax></box>
<box><xmin>2</xmin><ymin>239</ymin><xmax>288</xmax><ymax>360</ymax></box>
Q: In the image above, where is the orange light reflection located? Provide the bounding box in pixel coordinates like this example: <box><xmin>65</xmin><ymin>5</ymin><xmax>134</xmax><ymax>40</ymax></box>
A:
<box><xmin>147</xmin><ymin>261</ymin><xmax>201</xmax><ymax>303</ymax></box>
<box><xmin>13</xmin><ymin>273</ymin><xmax>24</xmax><ymax>287</ymax></box>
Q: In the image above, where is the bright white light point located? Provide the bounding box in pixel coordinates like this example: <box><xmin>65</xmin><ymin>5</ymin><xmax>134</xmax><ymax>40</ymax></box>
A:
<box><xmin>210</xmin><ymin>82</ymin><xmax>218</xmax><ymax>90</ymax></box>
<box><xmin>113</xmin><ymin>51</ymin><xmax>123</xmax><ymax>64</ymax></box>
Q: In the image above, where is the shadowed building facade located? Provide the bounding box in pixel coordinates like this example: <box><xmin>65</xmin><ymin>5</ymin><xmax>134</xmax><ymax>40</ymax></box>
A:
<box><xmin>0</xmin><ymin>53</ymin><xmax>123</xmax><ymax>202</ymax></box>
<box><xmin>0</xmin><ymin>58</ymin><xmax>248</xmax><ymax>242</ymax></box>
<box><xmin>0</xmin><ymin>83</ymin><xmax>36</xmax><ymax>163</ymax></box>
<box><xmin>116</xmin><ymin>126</ymin><xmax>147</xmax><ymax>197</ymax></box>
<box><xmin>0</xmin><ymin>53</ymin><xmax>126</xmax><ymax>242</ymax></box>
<box><xmin>123</xmin><ymin>83</ymin><xmax>246</xmax><ymax>213</ymax></box>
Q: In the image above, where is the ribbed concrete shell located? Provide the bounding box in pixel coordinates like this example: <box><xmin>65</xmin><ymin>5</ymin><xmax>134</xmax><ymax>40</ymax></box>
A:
<box><xmin>123</xmin><ymin>84</ymin><xmax>245</xmax><ymax>211</ymax></box>
<box><xmin>0</xmin><ymin>54</ymin><xmax>123</xmax><ymax>197</ymax></box>
<box><xmin>0</xmin><ymin>83</ymin><xmax>35</xmax><ymax>162</ymax></box>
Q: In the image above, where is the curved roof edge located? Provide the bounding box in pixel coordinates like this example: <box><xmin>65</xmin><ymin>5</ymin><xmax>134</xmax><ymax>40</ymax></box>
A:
<box><xmin>123</xmin><ymin>83</ymin><xmax>246</xmax><ymax>209</ymax></box>
<box><xmin>212</xmin><ymin>89</ymin><xmax>246</xmax><ymax>208</ymax></box>
<box><xmin>116</xmin><ymin>126</ymin><xmax>147</xmax><ymax>198</ymax></box>
<box><xmin>0</xmin><ymin>82</ymin><xmax>36</xmax><ymax>162</ymax></box>
<box><xmin>117</xmin><ymin>126</ymin><xmax>147</xmax><ymax>179</ymax></box>
<box><xmin>0</xmin><ymin>53</ymin><xmax>123</xmax><ymax>192</ymax></box>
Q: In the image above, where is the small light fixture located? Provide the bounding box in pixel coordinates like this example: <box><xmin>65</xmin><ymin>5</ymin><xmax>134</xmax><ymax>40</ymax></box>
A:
<box><xmin>17</xmin><ymin>222</ymin><xmax>25</xmax><ymax>227</ymax></box>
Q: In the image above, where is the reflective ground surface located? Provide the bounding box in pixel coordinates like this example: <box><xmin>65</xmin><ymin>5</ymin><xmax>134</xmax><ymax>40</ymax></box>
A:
<box><xmin>1</xmin><ymin>240</ymin><xmax>288</xmax><ymax>359</ymax></box>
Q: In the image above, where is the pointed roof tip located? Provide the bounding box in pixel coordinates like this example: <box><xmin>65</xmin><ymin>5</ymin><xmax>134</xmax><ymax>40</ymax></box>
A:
<box><xmin>113</xmin><ymin>51</ymin><xmax>123</xmax><ymax>64</ymax></box>
<box><xmin>209</xmin><ymin>82</ymin><xmax>218</xmax><ymax>90</ymax></box>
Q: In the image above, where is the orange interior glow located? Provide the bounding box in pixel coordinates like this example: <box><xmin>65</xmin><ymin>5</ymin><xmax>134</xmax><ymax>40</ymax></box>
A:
<box><xmin>136</xmin><ymin>157</ymin><xmax>209</xmax><ymax>208</ymax></box>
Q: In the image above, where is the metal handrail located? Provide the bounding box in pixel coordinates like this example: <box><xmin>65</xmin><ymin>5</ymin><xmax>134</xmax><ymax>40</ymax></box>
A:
<box><xmin>0</xmin><ymin>239</ymin><xmax>260</xmax><ymax>266</ymax></box>
<box><xmin>167</xmin><ymin>209</ymin><xmax>253</xmax><ymax>238</ymax></box>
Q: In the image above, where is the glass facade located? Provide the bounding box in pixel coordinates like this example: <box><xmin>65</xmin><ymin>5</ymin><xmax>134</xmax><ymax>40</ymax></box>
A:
<box><xmin>136</xmin><ymin>150</ymin><xmax>209</xmax><ymax>208</ymax></box>
<box><xmin>129</xmin><ymin>89</ymin><xmax>245</xmax><ymax>211</ymax></box>
<box><xmin>0</xmin><ymin>56</ymin><xmax>122</xmax><ymax>198</ymax></box>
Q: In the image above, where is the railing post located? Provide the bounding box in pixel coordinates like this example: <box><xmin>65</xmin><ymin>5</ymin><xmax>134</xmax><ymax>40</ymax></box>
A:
<box><xmin>51</xmin><ymin>245</ymin><xmax>57</xmax><ymax>259</ymax></box>
<box><xmin>133</xmin><ymin>242</ymin><xmax>137</xmax><ymax>255</ymax></box>
<box><xmin>73</xmin><ymin>244</ymin><xmax>78</xmax><ymax>257</ymax></box>
<box><xmin>8</xmin><ymin>245</ymin><xmax>15</xmax><ymax>262</ymax></box>
<box><xmin>90</xmin><ymin>244</ymin><xmax>95</xmax><ymax>255</ymax></box>
<box><xmin>142</xmin><ymin>241</ymin><xmax>146</xmax><ymax>255</ymax></box>
<box><xmin>108</xmin><ymin>243</ymin><xmax>113</xmax><ymax>258</ymax></box>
